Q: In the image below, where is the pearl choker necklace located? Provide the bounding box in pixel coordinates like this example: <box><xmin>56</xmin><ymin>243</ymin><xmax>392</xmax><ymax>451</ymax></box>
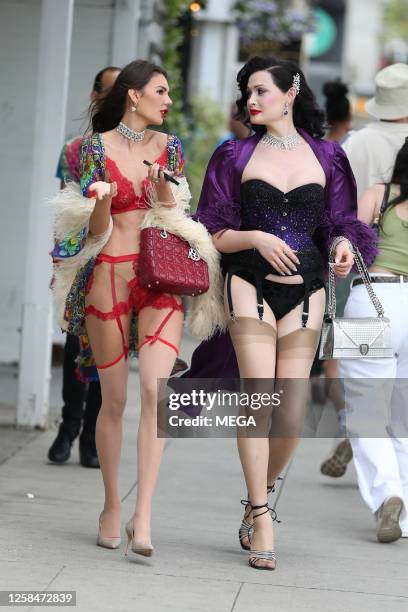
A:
<box><xmin>116</xmin><ymin>121</ymin><xmax>146</xmax><ymax>142</ymax></box>
<box><xmin>260</xmin><ymin>131</ymin><xmax>302</xmax><ymax>151</ymax></box>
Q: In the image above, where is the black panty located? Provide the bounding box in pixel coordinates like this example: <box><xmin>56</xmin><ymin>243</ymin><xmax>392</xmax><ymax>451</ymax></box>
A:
<box><xmin>226</xmin><ymin>266</ymin><xmax>324</xmax><ymax>327</ymax></box>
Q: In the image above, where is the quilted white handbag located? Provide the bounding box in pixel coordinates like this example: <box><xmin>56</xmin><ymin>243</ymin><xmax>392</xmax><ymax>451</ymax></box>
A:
<box><xmin>319</xmin><ymin>245</ymin><xmax>393</xmax><ymax>360</ymax></box>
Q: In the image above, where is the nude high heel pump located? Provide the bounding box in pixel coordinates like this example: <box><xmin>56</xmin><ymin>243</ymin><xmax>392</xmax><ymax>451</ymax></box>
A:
<box><xmin>96</xmin><ymin>512</ymin><xmax>121</xmax><ymax>550</ymax></box>
<box><xmin>125</xmin><ymin>517</ymin><xmax>154</xmax><ymax>558</ymax></box>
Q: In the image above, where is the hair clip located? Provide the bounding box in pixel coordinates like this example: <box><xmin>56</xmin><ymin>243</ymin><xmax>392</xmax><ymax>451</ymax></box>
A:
<box><xmin>293</xmin><ymin>73</ymin><xmax>300</xmax><ymax>95</ymax></box>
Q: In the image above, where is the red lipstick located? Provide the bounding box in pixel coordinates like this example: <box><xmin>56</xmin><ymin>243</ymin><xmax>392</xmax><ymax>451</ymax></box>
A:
<box><xmin>160</xmin><ymin>109</ymin><xmax>168</xmax><ymax>118</ymax></box>
<box><xmin>249</xmin><ymin>109</ymin><xmax>261</xmax><ymax>116</ymax></box>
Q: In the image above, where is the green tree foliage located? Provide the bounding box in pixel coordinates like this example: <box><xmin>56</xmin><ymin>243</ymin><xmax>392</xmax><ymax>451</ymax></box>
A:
<box><xmin>161</xmin><ymin>1</ymin><xmax>226</xmax><ymax>209</ymax></box>
<box><xmin>162</xmin><ymin>0</ymin><xmax>191</xmax><ymax>140</ymax></box>
<box><xmin>384</xmin><ymin>0</ymin><xmax>408</xmax><ymax>40</ymax></box>
<box><xmin>186</xmin><ymin>98</ymin><xmax>227</xmax><ymax>211</ymax></box>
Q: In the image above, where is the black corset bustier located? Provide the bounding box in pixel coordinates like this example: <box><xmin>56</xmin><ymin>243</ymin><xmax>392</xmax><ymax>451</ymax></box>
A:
<box><xmin>222</xmin><ymin>180</ymin><xmax>326</xmax><ymax>325</ymax></box>
<box><xmin>241</xmin><ymin>179</ymin><xmax>324</xmax><ymax>275</ymax></box>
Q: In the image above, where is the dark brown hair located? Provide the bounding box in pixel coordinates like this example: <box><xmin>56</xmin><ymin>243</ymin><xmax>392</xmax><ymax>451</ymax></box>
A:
<box><xmin>91</xmin><ymin>59</ymin><xmax>167</xmax><ymax>133</ymax></box>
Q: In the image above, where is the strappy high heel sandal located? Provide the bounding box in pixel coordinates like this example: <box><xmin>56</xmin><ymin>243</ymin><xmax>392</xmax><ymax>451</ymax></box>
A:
<box><xmin>238</xmin><ymin>481</ymin><xmax>281</xmax><ymax>551</ymax></box>
<box><xmin>125</xmin><ymin>517</ymin><xmax>154</xmax><ymax>558</ymax></box>
<box><xmin>239</xmin><ymin>501</ymin><xmax>254</xmax><ymax>551</ymax></box>
<box><xmin>247</xmin><ymin>502</ymin><xmax>278</xmax><ymax>571</ymax></box>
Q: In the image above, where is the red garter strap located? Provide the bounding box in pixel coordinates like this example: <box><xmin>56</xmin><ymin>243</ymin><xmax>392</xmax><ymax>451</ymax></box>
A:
<box><xmin>96</xmin><ymin>351</ymin><xmax>126</xmax><ymax>370</ymax></box>
<box><xmin>97</xmin><ymin>253</ymin><xmax>139</xmax><ymax>264</ymax></box>
<box><xmin>84</xmin><ymin>301</ymin><xmax>130</xmax><ymax>320</ymax></box>
<box><xmin>137</xmin><ymin>308</ymin><xmax>179</xmax><ymax>356</ymax></box>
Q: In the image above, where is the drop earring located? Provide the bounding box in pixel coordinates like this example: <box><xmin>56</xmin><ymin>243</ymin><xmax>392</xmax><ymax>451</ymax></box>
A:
<box><xmin>130</xmin><ymin>102</ymin><xmax>138</xmax><ymax>112</ymax></box>
<box><xmin>283</xmin><ymin>101</ymin><xmax>289</xmax><ymax>116</ymax></box>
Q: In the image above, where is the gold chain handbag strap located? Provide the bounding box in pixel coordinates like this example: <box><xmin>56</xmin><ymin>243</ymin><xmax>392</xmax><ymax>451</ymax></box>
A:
<box><xmin>327</xmin><ymin>240</ymin><xmax>385</xmax><ymax>319</ymax></box>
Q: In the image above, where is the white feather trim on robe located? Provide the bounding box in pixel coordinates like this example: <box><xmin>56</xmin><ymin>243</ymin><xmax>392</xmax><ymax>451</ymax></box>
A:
<box><xmin>50</xmin><ymin>183</ymin><xmax>112</xmax><ymax>330</ymax></box>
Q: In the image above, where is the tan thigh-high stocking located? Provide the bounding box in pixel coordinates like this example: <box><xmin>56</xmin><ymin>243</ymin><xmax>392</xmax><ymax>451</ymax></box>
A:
<box><xmin>267</xmin><ymin>288</ymin><xmax>325</xmax><ymax>486</ymax></box>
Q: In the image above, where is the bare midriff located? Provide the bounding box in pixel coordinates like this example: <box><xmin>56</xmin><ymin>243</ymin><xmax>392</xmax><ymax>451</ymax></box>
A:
<box><xmin>101</xmin><ymin>209</ymin><xmax>147</xmax><ymax>256</ymax></box>
<box><xmin>265</xmin><ymin>273</ymin><xmax>304</xmax><ymax>284</ymax></box>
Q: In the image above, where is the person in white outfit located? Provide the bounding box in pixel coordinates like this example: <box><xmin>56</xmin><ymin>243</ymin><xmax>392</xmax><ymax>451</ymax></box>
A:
<box><xmin>323</xmin><ymin>63</ymin><xmax>408</xmax><ymax>481</ymax></box>
<box><xmin>343</xmin><ymin>63</ymin><xmax>408</xmax><ymax>197</ymax></box>
<box><xmin>338</xmin><ymin>138</ymin><xmax>408</xmax><ymax>543</ymax></box>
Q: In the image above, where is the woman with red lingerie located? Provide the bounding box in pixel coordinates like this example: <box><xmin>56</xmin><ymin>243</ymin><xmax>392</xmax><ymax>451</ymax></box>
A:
<box><xmin>79</xmin><ymin>60</ymin><xmax>185</xmax><ymax>556</ymax></box>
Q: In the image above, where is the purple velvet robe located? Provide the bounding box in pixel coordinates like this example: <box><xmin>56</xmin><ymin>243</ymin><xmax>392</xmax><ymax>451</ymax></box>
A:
<box><xmin>182</xmin><ymin>129</ymin><xmax>378</xmax><ymax>382</ymax></box>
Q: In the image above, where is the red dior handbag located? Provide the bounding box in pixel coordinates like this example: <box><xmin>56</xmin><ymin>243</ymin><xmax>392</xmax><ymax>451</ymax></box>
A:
<box><xmin>139</xmin><ymin>227</ymin><xmax>209</xmax><ymax>296</ymax></box>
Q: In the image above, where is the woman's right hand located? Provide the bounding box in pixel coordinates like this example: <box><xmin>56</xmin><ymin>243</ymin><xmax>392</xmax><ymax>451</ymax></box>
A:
<box><xmin>254</xmin><ymin>231</ymin><xmax>300</xmax><ymax>275</ymax></box>
<box><xmin>88</xmin><ymin>181</ymin><xmax>117</xmax><ymax>201</ymax></box>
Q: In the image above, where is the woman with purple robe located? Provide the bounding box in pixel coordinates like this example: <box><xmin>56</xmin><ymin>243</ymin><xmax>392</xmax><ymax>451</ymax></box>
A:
<box><xmin>185</xmin><ymin>57</ymin><xmax>378</xmax><ymax>571</ymax></box>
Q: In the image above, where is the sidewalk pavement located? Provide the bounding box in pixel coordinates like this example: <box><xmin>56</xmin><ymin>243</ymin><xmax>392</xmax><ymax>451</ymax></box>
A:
<box><xmin>1</xmin><ymin>339</ymin><xmax>408</xmax><ymax>611</ymax></box>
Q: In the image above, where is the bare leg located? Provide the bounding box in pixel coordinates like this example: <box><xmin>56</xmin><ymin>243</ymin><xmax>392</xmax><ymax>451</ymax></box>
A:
<box><xmin>85</xmin><ymin>258</ymin><xmax>133</xmax><ymax>538</ymax></box>
<box><xmin>85</xmin><ymin>314</ymin><xmax>131</xmax><ymax>538</ymax></box>
<box><xmin>95</xmin><ymin>359</ymin><xmax>129</xmax><ymax>537</ymax></box>
<box><xmin>131</xmin><ymin>304</ymin><xmax>184</xmax><ymax>546</ymax></box>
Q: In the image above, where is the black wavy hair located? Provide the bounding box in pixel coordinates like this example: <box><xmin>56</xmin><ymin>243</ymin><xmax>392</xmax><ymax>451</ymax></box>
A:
<box><xmin>90</xmin><ymin>59</ymin><xmax>167</xmax><ymax>133</ymax></box>
<box><xmin>380</xmin><ymin>138</ymin><xmax>408</xmax><ymax>229</ymax></box>
<box><xmin>322</xmin><ymin>80</ymin><xmax>351</xmax><ymax>125</ymax></box>
<box><xmin>235</xmin><ymin>56</ymin><xmax>326</xmax><ymax>138</ymax></box>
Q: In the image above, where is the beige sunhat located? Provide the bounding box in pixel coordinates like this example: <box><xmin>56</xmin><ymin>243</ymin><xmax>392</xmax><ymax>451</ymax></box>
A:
<box><xmin>365</xmin><ymin>63</ymin><xmax>408</xmax><ymax>120</ymax></box>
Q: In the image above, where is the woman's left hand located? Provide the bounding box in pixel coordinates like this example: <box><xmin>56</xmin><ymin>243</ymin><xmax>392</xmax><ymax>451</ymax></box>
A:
<box><xmin>147</xmin><ymin>162</ymin><xmax>175</xmax><ymax>207</ymax></box>
<box><xmin>333</xmin><ymin>241</ymin><xmax>354</xmax><ymax>278</ymax></box>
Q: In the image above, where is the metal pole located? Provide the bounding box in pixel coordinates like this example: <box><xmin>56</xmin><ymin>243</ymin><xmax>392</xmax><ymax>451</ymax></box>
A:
<box><xmin>111</xmin><ymin>0</ymin><xmax>141</xmax><ymax>66</ymax></box>
<box><xmin>16</xmin><ymin>0</ymin><xmax>74</xmax><ymax>428</ymax></box>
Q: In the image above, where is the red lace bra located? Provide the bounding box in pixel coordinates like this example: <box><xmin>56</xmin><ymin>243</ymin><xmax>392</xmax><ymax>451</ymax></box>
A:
<box><xmin>106</xmin><ymin>147</ymin><xmax>168</xmax><ymax>215</ymax></box>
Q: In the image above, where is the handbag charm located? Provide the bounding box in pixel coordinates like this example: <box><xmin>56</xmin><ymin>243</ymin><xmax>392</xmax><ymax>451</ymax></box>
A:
<box><xmin>319</xmin><ymin>244</ymin><xmax>393</xmax><ymax>360</ymax></box>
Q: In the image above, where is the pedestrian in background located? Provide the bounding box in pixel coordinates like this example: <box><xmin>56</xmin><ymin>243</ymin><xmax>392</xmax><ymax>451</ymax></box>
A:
<box><xmin>343</xmin><ymin>63</ymin><xmax>408</xmax><ymax>196</ymax></box>
<box><xmin>339</xmin><ymin>139</ymin><xmax>408</xmax><ymax>543</ymax></box>
<box><xmin>216</xmin><ymin>102</ymin><xmax>251</xmax><ymax>147</ymax></box>
<box><xmin>321</xmin><ymin>64</ymin><xmax>408</xmax><ymax>478</ymax></box>
<box><xmin>319</xmin><ymin>80</ymin><xmax>354</xmax><ymax>477</ymax></box>
<box><xmin>323</xmin><ymin>80</ymin><xmax>352</xmax><ymax>143</ymax></box>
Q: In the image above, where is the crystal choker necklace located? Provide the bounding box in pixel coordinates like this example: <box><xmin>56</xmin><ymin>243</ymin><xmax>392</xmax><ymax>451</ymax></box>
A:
<box><xmin>260</xmin><ymin>131</ymin><xmax>302</xmax><ymax>151</ymax></box>
<box><xmin>116</xmin><ymin>121</ymin><xmax>146</xmax><ymax>142</ymax></box>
